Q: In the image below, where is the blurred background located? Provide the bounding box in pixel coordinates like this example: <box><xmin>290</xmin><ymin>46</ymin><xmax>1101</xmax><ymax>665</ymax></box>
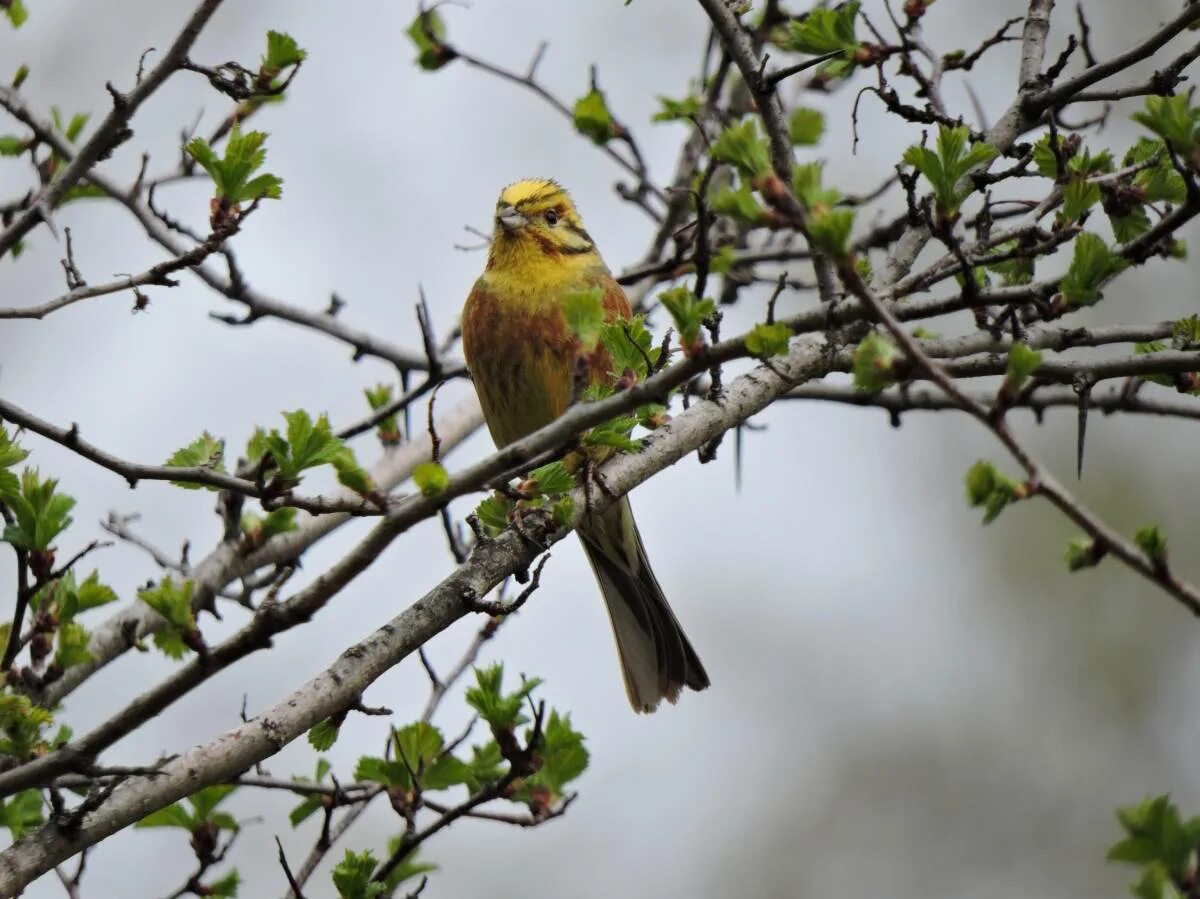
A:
<box><xmin>3</xmin><ymin>1</ymin><xmax>1200</xmax><ymax>896</ymax></box>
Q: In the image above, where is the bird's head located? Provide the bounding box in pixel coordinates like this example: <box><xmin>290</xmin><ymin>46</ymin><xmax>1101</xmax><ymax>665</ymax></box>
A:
<box><xmin>487</xmin><ymin>178</ymin><xmax>598</xmax><ymax>273</ymax></box>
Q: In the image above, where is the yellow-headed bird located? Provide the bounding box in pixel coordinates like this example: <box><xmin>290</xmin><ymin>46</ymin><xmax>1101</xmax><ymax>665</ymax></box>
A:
<box><xmin>462</xmin><ymin>179</ymin><xmax>709</xmax><ymax>712</ymax></box>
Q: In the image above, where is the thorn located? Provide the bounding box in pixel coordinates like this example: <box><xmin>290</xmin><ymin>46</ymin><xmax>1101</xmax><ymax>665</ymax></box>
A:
<box><xmin>1073</xmin><ymin>375</ymin><xmax>1092</xmax><ymax>480</ymax></box>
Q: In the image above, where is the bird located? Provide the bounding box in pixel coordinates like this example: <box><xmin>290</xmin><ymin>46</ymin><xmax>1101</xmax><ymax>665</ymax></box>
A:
<box><xmin>461</xmin><ymin>178</ymin><xmax>710</xmax><ymax>713</ymax></box>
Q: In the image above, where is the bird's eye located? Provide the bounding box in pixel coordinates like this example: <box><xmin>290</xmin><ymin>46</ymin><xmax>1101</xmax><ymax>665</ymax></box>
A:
<box><xmin>544</xmin><ymin>210</ymin><xmax>559</xmax><ymax>226</ymax></box>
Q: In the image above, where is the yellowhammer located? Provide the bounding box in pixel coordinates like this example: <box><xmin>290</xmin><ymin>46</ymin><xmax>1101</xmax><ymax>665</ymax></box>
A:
<box><xmin>462</xmin><ymin>178</ymin><xmax>710</xmax><ymax>713</ymax></box>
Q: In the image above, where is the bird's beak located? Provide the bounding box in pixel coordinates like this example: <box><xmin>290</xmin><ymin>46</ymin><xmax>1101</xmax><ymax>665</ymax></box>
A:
<box><xmin>496</xmin><ymin>205</ymin><xmax>527</xmax><ymax>232</ymax></box>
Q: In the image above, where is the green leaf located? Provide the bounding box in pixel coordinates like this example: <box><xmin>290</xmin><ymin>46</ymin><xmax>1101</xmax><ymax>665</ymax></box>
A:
<box><xmin>332</xmin><ymin>849</ymin><xmax>386</xmax><ymax>899</ymax></box>
<box><xmin>64</xmin><ymin>113</ymin><xmax>89</xmax><ymax>143</ymax></box>
<box><xmin>207</xmin><ymin>869</ymin><xmax>241</xmax><ymax>898</ymax></box>
<box><xmin>332</xmin><ymin>447</ymin><xmax>375</xmax><ymax>497</ymax></box>
<box><xmin>1132</xmin><ymin>94</ymin><xmax>1200</xmax><ymax>154</ymax></box>
<box><xmin>551</xmin><ymin>495</ymin><xmax>575</xmax><ymax>528</ymax></box>
<box><xmin>562</xmin><ymin>287</ymin><xmax>606</xmax><ymax>352</ymax></box>
<box><xmin>964</xmin><ymin>460</ymin><xmax>1024</xmax><ymax>524</ymax></box>
<box><xmin>1134</xmin><ymin>525</ymin><xmax>1168</xmax><ymax>567</ymax></box>
<box><xmin>658</xmin><ymin>286</ymin><xmax>715</xmax><ymax>353</ymax></box>
<box><xmin>392</xmin><ymin>722</ymin><xmax>444</xmax><ymax>773</ymax></box>
<box><xmin>166</xmin><ymin>431</ymin><xmax>226</xmax><ymax>490</ymax></box>
<box><xmin>406</xmin><ymin>9</ymin><xmax>453</xmax><ymax>71</ymax></box>
<box><xmin>903</xmin><ymin>125</ymin><xmax>998</xmax><ymax>216</ymax></box>
<box><xmin>710</xmin><ymin>117</ymin><xmax>770</xmax><ymax>179</ymax></box>
<box><xmin>0</xmin><ymin>135</ymin><xmax>27</xmax><ymax>156</ymax></box>
<box><xmin>788</xmin><ymin>107</ymin><xmax>825</xmax><ymax>146</ymax></box>
<box><xmin>289</xmin><ymin>796</ymin><xmax>322</xmax><ymax>827</ymax></box>
<box><xmin>136</xmin><ymin>803</ymin><xmax>195</xmax><ymax>829</ymax></box>
<box><xmin>2</xmin><ymin>468</ymin><xmax>75</xmax><ymax>551</ymax></box>
<box><xmin>792</xmin><ymin>161</ymin><xmax>840</xmax><ymax>210</ymax></box>
<box><xmin>263</xmin><ymin>30</ymin><xmax>307</xmax><ymax>74</ymax></box>
<box><xmin>55</xmin><ymin>620</ymin><xmax>93</xmax><ymax>670</ymax></box>
<box><xmin>529</xmin><ymin>461</ymin><xmax>574</xmax><ymax>496</ymax></box>
<box><xmin>466</xmin><ymin>741</ymin><xmax>505</xmax><ymax>789</ymax></box>
<box><xmin>581</xmin><ymin>419</ymin><xmax>640</xmax><ymax>453</ymax></box>
<box><xmin>0</xmin><ymin>693</ymin><xmax>53</xmax><ymax>760</ymax></box>
<box><xmin>1110</xmin><ymin>208</ymin><xmax>1152</xmax><ymax>244</ymax></box>
<box><xmin>308</xmin><ymin>718</ymin><xmax>340</xmax><ymax>751</ymax></box>
<box><xmin>1060</xmin><ymin>178</ymin><xmax>1100</xmax><ymax>225</ymax></box>
<box><xmin>787</xmin><ymin>1</ymin><xmax>860</xmax><ymax>55</ymax></box>
<box><xmin>465</xmin><ymin>664</ymin><xmax>542</xmax><ymax>732</ymax></box>
<box><xmin>745</xmin><ymin>322</ymin><xmax>793</xmax><ymax>358</ymax></box>
<box><xmin>1064</xmin><ymin>536</ymin><xmax>1101</xmax><ymax>572</ymax></box>
<box><xmin>380</xmin><ymin>841</ymin><xmax>437</xmax><ymax>893</ymax></box>
<box><xmin>1060</xmin><ymin>232</ymin><xmax>1126</xmax><ymax>307</ymax></box>
<box><xmin>653</xmin><ymin>94</ymin><xmax>700</xmax><ymax>123</ymax></box>
<box><xmin>186</xmin><ymin>126</ymin><xmax>283</xmax><ymax>204</ymax></box>
<box><xmin>474</xmin><ymin>494</ymin><xmax>512</xmax><ymax>538</ymax></box>
<box><xmin>1005</xmin><ymin>343</ymin><xmax>1042</xmax><ymax>391</ymax></box>
<box><xmin>573</xmin><ymin>88</ymin><xmax>614</xmax><ymax>144</ymax></box>
<box><xmin>709</xmin><ymin>183</ymin><xmax>764</xmax><ymax>222</ymax></box>
<box><xmin>75</xmin><ymin>570</ymin><xmax>118</xmax><ymax>613</ymax></box>
<box><xmin>3</xmin><ymin>0</ymin><xmax>28</xmax><ymax>28</ymax></box>
<box><xmin>0</xmin><ymin>790</ymin><xmax>43</xmax><ymax>840</ymax></box>
<box><xmin>267</xmin><ymin>410</ymin><xmax>345</xmax><ymax>481</ymax></box>
<box><xmin>808</xmin><ymin>207</ymin><xmax>855</xmax><ymax>256</ymax></box>
<box><xmin>852</xmin><ymin>332</ymin><xmax>899</xmax><ymax>392</ymax></box>
<box><xmin>188</xmin><ymin>784</ymin><xmax>237</xmax><ymax>823</ymax></box>
<box><xmin>985</xmin><ymin>241</ymin><xmax>1034</xmax><ymax>286</ymax></box>
<box><xmin>1109</xmin><ymin>795</ymin><xmax>1200</xmax><ymax>880</ymax></box>
<box><xmin>599</xmin><ymin>315</ymin><xmax>660</xmax><ymax>379</ymax></box>
<box><xmin>138</xmin><ymin>577</ymin><xmax>197</xmax><ymax>659</ymax></box>
<box><xmin>354</xmin><ymin>755</ymin><xmax>410</xmax><ymax>788</ymax></box>
<box><xmin>413</xmin><ymin>461</ymin><xmax>449</xmax><ymax>498</ymax></box>
<box><xmin>520</xmin><ymin>710</ymin><xmax>587</xmax><ymax>801</ymax></box>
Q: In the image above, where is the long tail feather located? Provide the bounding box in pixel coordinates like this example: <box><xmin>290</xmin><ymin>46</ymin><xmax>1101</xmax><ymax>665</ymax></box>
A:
<box><xmin>578</xmin><ymin>497</ymin><xmax>709</xmax><ymax>712</ymax></box>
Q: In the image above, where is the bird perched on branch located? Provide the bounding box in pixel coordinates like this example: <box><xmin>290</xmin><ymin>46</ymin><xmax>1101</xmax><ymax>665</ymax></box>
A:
<box><xmin>461</xmin><ymin>178</ymin><xmax>709</xmax><ymax>713</ymax></box>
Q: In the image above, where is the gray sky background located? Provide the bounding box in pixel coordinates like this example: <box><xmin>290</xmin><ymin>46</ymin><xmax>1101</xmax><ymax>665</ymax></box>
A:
<box><xmin>3</xmin><ymin>1</ymin><xmax>1200</xmax><ymax>896</ymax></box>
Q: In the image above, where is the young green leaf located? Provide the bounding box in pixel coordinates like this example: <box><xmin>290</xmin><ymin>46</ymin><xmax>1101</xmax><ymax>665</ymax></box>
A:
<box><xmin>308</xmin><ymin>718</ymin><xmax>340</xmax><ymax>751</ymax></box>
<box><xmin>0</xmin><ymin>135</ymin><xmax>27</xmax><ymax>156</ymax></box>
<box><xmin>852</xmin><ymin>332</ymin><xmax>899</xmax><ymax>392</ymax></box>
<box><xmin>745</xmin><ymin>322</ymin><xmax>793</xmax><ymax>358</ymax></box>
<box><xmin>964</xmin><ymin>460</ymin><xmax>1025</xmax><ymax>524</ymax></box>
<box><xmin>573</xmin><ymin>88</ymin><xmax>615</xmax><ymax>144</ymax></box>
<box><xmin>332</xmin><ymin>849</ymin><xmax>386</xmax><ymax>899</ymax></box>
<box><xmin>137</xmin><ymin>577</ymin><xmax>199</xmax><ymax>660</ymax></box>
<box><xmin>2</xmin><ymin>0</ymin><xmax>28</xmax><ymax>28</ymax></box>
<box><xmin>710</xmin><ymin>117</ymin><xmax>770</xmax><ymax>180</ymax></box>
<box><xmin>465</xmin><ymin>663</ymin><xmax>543</xmax><ymax>732</ymax></box>
<box><xmin>903</xmin><ymin>124</ymin><xmax>998</xmax><ymax>216</ymax></box>
<box><xmin>808</xmin><ymin>208</ymin><xmax>855</xmax><ymax>257</ymax></box>
<box><xmin>658</xmin><ymin>286</ymin><xmax>715</xmax><ymax>355</ymax></box>
<box><xmin>1064</xmin><ymin>536</ymin><xmax>1102</xmax><ymax>572</ymax></box>
<box><xmin>788</xmin><ymin>107</ymin><xmax>825</xmax><ymax>146</ymax></box>
<box><xmin>186</xmin><ymin>126</ymin><xmax>283</xmax><ymax>206</ymax></box>
<box><xmin>1059</xmin><ymin>232</ymin><xmax>1126</xmax><ymax>307</ymax></box>
<box><xmin>1109</xmin><ymin>795</ymin><xmax>1200</xmax><ymax>881</ymax></box>
<box><xmin>406</xmin><ymin>9</ymin><xmax>455</xmax><ymax>70</ymax></box>
<box><xmin>1005</xmin><ymin>343</ymin><xmax>1042</xmax><ymax>391</ymax></box>
<box><xmin>0</xmin><ymin>693</ymin><xmax>54</xmax><ymax>760</ymax></box>
<box><xmin>206</xmin><ymin>870</ymin><xmax>241</xmax><ymax>899</ymax></box>
<box><xmin>166</xmin><ymin>432</ymin><xmax>226</xmax><ymax>490</ymax></box>
<box><xmin>599</xmin><ymin>315</ymin><xmax>660</xmax><ymax>379</ymax></box>
<box><xmin>516</xmin><ymin>710</ymin><xmax>588</xmax><ymax>804</ymax></box>
<box><xmin>1132</xmin><ymin>94</ymin><xmax>1200</xmax><ymax>154</ymax></box>
<box><xmin>473</xmin><ymin>494</ymin><xmax>512</xmax><ymax>538</ymax></box>
<box><xmin>2</xmin><ymin>468</ymin><xmax>75</xmax><ymax>552</ymax></box>
<box><xmin>709</xmin><ymin>183</ymin><xmax>765</xmax><ymax>222</ymax></box>
<box><xmin>787</xmin><ymin>1</ymin><xmax>860</xmax><ymax>56</ymax></box>
<box><xmin>0</xmin><ymin>790</ymin><xmax>43</xmax><ymax>840</ymax></box>
<box><xmin>262</xmin><ymin>30</ymin><xmax>307</xmax><ymax>75</ymax></box>
<box><xmin>55</xmin><ymin>621</ymin><xmax>93</xmax><ymax>670</ymax></box>
<box><xmin>1134</xmin><ymin>525</ymin><xmax>1168</xmax><ymax>568</ymax></box>
<box><xmin>1059</xmin><ymin>178</ymin><xmax>1100</xmax><ymax>225</ymax></box>
<box><xmin>653</xmin><ymin>94</ymin><xmax>701</xmax><ymax>123</ymax></box>
<box><xmin>529</xmin><ymin>461</ymin><xmax>574</xmax><ymax>496</ymax></box>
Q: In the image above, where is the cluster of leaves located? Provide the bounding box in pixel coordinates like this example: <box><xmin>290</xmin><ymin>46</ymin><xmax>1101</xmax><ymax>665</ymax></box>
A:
<box><xmin>187</xmin><ymin>126</ymin><xmax>282</xmax><ymax>213</ymax></box>
<box><xmin>783</xmin><ymin>1</ymin><xmax>862</xmax><ymax>79</ymax></box>
<box><xmin>170</xmin><ymin>410</ymin><xmax>376</xmax><ymax>507</ymax></box>
<box><xmin>658</xmin><ymin>286</ymin><xmax>715</xmax><ymax>357</ymax></box>
<box><xmin>321</xmin><ymin>667</ymin><xmax>585</xmax><ymax>896</ymax></box>
<box><xmin>1059</xmin><ymin>232</ymin><xmax>1127</xmax><ymax>308</ymax></box>
<box><xmin>903</xmin><ymin>125</ymin><xmax>998</xmax><ymax>220</ymax></box>
<box><xmin>964</xmin><ymin>460</ymin><xmax>1030</xmax><ymax>524</ymax></box>
<box><xmin>852</xmin><ymin>331</ymin><xmax>900</xmax><ymax>392</ymax></box>
<box><xmin>3</xmin><ymin>0</ymin><xmax>28</xmax><ymax>29</ymax></box>
<box><xmin>406</xmin><ymin>9</ymin><xmax>456</xmax><ymax>71</ymax></box>
<box><xmin>574</xmin><ymin>86</ymin><xmax>618</xmax><ymax>145</ymax></box>
<box><xmin>332</xmin><ymin>843</ymin><xmax>433</xmax><ymax>899</ymax></box>
<box><xmin>364</xmin><ymin>383</ymin><xmax>401</xmax><ymax>446</ymax></box>
<box><xmin>792</xmin><ymin>161</ymin><xmax>856</xmax><ymax>256</ymax></box>
<box><xmin>137</xmin><ymin>577</ymin><xmax>203</xmax><ymax>659</ymax></box>
<box><xmin>0</xmin><ymin>692</ymin><xmax>61</xmax><ymax>762</ymax></box>
<box><xmin>31</xmin><ymin>569</ymin><xmax>118</xmax><ymax>674</ymax></box>
<box><xmin>1107</xmin><ymin>794</ymin><xmax>1200</xmax><ymax>899</ymax></box>
<box><xmin>473</xmin><ymin>459</ymin><xmax>577</xmax><ymax>540</ymax></box>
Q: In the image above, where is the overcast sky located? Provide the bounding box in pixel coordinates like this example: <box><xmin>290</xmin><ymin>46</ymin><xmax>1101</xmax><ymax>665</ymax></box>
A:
<box><xmin>4</xmin><ymin>1</ymin><xmax>1200</xmax><ymax>897</ymax></box>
